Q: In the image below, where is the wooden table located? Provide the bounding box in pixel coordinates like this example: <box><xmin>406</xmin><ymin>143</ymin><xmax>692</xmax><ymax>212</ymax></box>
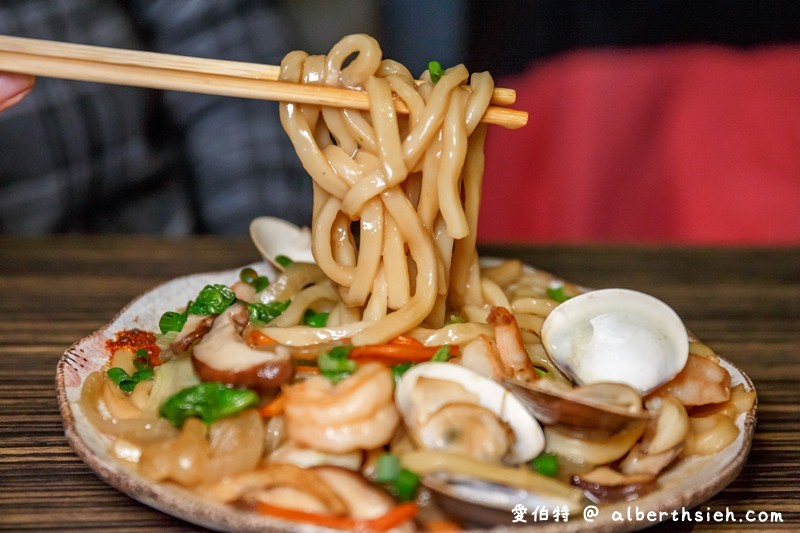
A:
<box><xmin>1</xmin><ymin>236</ymin><xmax>798</xmax><ymax>531</ymax></box>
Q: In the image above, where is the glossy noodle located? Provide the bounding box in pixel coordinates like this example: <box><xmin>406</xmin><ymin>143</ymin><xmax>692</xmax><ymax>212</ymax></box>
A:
<box><xmin>273</xmin><ymin>34</ymin><xmax>492</xmax><ymax>346</ymax></box>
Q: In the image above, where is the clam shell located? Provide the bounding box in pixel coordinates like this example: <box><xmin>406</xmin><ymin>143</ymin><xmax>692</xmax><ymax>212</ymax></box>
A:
<box><xmin>422</xmin><ymin>473</ymin><xmax>573</xmax><ymax>527</ymax></box>
<box><xmin>541</xmin><ymin>288</ymin><xmax>689</xmax><ymax>394</ymax></box>
<box><xmin>502</xmin><ymin>379</ymin><xmax>650</xmax><ymax>438</ymax></box>
<box><xmin>395</xmin><ymin>362</ymin><xmax>544</xmax><ymax>464</ymax></box>
<box><xmin>249</xmin><ymin>216</ymin><xmax>314</xmax><ymax>269</ymax></box>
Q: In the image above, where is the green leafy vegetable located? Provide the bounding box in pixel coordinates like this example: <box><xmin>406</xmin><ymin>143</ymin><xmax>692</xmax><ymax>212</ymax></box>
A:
<box><xmin>302</xmin><ymin>309</ymin><xmax>329</xmax><ymax>328</ymax></box>
<box><xmin>187</xmin><ymin>284</ymin><xmax>237</xmax><ymax>316</ymax></box>
<box><xmin>318</xmin><ymin>345</ymin><xmax>357</xmax><ymax>382</ymax></box>
<box><xmin>246</xmin><ymin>300</ymin><xmax>291</xmax><ymax>326</ymax></box>
<box><xmin>530</xmin><ymin>452</ymin><xmax>559</xmax><ymax>477</ymax></box>
<box><xmin>428</xmin><ymin>60</ymin><xmax>445</xmax><ymax>83</ymax></box>
<box><xmin>374</xmin><ymin>453</ymin><xmax>420</xmax><ymax>501</ymax></box>
<box><xmin>159</xmin><ymin>382</ymin><xmax>259</xmax><ymax>427</ymax></box>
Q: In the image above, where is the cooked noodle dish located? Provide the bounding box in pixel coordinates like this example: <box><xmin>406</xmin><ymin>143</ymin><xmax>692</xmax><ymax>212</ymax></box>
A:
<box><xmin>73</xmin><ymin>35</ymin><xmax>755</xmax><ymax>530</ymax></box>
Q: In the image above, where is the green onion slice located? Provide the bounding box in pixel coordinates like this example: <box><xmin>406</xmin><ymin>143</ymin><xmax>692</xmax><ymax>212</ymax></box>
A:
<box><xmin>428</xmin><ymin>60</ymin><xmax>445</xmax><ymax>83</ymax></box>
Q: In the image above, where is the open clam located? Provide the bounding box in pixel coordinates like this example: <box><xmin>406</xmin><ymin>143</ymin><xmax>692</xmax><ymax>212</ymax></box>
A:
<box><xmin>394</xmin><ymin>361</ymin><xmax>583</xmax><ymax>527</ymax></box>
<box><xmin>540</xmin><ymin>288</ymin><xmax>689</xmax><ymax>394</ymax></box>
<box><xmin>249</xmin><ymin>216</ymin><xmax>314</xmax><ymax>269</ymax></box>
<box><xmin>422</xmin><ymin>472</ymin><xmax>582</xmax><ymax>527</ymax></box>
<box><xmin>395</xmin><ymin>362</ymin><xmax>544</xmax><ymax>465</ymax></box>
<box><xmin>502</xmin><ymin>379</ymin><xmax>650</xmax><ymax>438</ymax></box>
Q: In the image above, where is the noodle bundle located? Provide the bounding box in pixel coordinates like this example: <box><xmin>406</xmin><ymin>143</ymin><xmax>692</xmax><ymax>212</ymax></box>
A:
<box><xmin>276</xmin><ymin>34</ymin><xmax>494</xmax><ymax>345</ymax></box>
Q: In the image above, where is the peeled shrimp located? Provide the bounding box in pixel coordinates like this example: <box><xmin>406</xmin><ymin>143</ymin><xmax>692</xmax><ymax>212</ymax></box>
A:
<box><xmin>487</xmin><ymin>306</ymin><xmax>537</xmax><ymax>382</ymax></box>
<box><xmin>457</xmin><ymin>334</ymin><xmax>506</xmax><ymax>380</ymax></box>
<box><xmin>650</xmin><ymin>354</ymin><xmax>731</xmax><ymax>407</ymax></box>
<box><xmin>283</xmin><ymin>362</ymin><xmax>400</xmax><ymax>453</ymax></box>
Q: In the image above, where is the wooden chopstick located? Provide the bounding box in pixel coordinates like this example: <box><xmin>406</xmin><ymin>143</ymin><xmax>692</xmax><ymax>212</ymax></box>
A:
<box><xmin>0</xmin><ymin>35</ymin><xmax>527</xmax><ymax>129</ymax></box>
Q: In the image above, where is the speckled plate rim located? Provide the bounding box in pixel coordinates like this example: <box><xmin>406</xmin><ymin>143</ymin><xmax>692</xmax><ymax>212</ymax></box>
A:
<box><xmin>55</xmin><ymin>264</ymin><xmax>757</xmax><ymax>533</ymax></box>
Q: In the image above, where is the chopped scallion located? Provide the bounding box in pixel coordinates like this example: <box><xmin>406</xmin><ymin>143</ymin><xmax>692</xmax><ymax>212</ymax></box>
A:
<box><xmin>240</xmin><ymin>267</ymin><xmax>270</xmax><ymax>292</ymax></box>
<box><xmin>107</xmin><ymin>365</ymin><xmax>153</xmax><ymax>394</ymax></box>
<box><xmin>431</xmin><ymin>345</ymin><xmax>451</xmax><ymax>362</ymax></box>
<box><xmin>374</xmin><ymin>453</ymin><xmax>401</xmax><ymax>483</ymax></box>
<box><xmin>318</xmin><ymin>345</ymin><xmax>357</xmax><ymax>382</ymax></box>
<box><xmin>374</xmin><ymin>453</ymin><xmax>420</xmax><ymax>501</ymax></box>
<box><xmin>187</xmin><ymin>284</ymin><xmax>237</xmax><ymax>316</ymax></box>
<box><xmin>546</xmin><ymin>286</ymin><xmax>570</xmax><ymax>303</ymax></box>
<box><xmin>302</xmin><ymin>309</ymin><xmax>329</xmax><ymax>328</ymax></box>
<box><xmin>239</xmin><ymin>267</ymin><xmax>258</xmax><ymax>285</ymax></box>
<box><xmin>158</xmin><ymin>310</ymin><xmax>187</xmax><ymax>335</ymax></box>
<box><xmin>246</xmin><ymin>300</ymin><xmax>291</xmax><ymax>326</ymax></box>
<box><xmin>391</xmin><ymin>362</ymin><xmax>413</xmax><ymax>383</ymax></box>
<box><xmin>393</xmin><ymin>468</ymin><xmax>420</xmax><ymax>502</ymax></box>
<box><xmin>275</xmin><ymin>255</ymin><xmax>294</xmax><ymax>268</ymax></box>
<box><xmin>428</xmin><ymin>60</ymin><xmax>445</xmax><ymax>83</ymax></box>
<box><xmin>446</xmin><ymin>315</ymin><xmax>465</xmax><ymax>324</ymax></box>
<box><xmin>252</xmin><ymin>275</ymin><xmax>270</xmax><ymax>292</ymax></box>
<box><xmin>530</xmin><ymin>452</ymin><xmax>559</xmax><ymax>477</ymax></box>
<box><xmin>133</xmin><ymin>349</ymin><xmax>151</xmax><ymax>371</ymax></box>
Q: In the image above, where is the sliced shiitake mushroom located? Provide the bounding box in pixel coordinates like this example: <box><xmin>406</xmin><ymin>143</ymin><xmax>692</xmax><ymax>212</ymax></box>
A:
<box><xmin>573</xmin><ymin>466</ymin><xmax>657</xmax><ymax>502</ymax></box>
<box><xmin>191</xmin><ymin>304</ymin><xmax>293</xmax><ymax>392</ymax></box>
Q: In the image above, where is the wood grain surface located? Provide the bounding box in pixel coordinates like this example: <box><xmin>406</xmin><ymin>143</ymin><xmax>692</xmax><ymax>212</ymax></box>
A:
<box><xmin>1</xmin><ymin>236</ymin><xmax>797</xmax><ymax>531</ymax></box>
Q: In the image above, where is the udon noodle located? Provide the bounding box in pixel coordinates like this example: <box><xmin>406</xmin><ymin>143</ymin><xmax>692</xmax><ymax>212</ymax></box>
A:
<box><xmin>76</xmin><ymin>34</ymin><xmax>755</xmax><ymax>530</ymax></box>
<box><xmin>272</xmin><ymin>33</ymin><xmax>492</xmax><ymax>346</ymax></box>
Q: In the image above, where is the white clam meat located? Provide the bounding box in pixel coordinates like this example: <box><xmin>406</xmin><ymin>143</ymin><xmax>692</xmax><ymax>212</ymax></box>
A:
<box><xmin>395</xmin><ymin>362</ymin><xmax>544</xmax><ymax>465</ymax></box>
<box><xmin>540</xmin><ymin>288</ymin><xmax>689</xmax><ymax>394</ymax></box>
<box><xmin>249</xmin><ymin>216</ymin><xmax>315</xmax><ymax>269</ymax></box>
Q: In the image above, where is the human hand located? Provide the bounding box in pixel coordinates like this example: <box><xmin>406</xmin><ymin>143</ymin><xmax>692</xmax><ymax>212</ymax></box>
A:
<box><xmin>0</xmin><ymin>73</ymin><xmax>34</xmax><ymax>112</ymax></box>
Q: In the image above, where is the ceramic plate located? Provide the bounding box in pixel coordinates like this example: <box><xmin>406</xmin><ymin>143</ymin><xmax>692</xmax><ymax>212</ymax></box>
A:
<box><xmin>56</xmin><ymin>264</ymin><xmax>757</xmax><ymax>532</ymax></box>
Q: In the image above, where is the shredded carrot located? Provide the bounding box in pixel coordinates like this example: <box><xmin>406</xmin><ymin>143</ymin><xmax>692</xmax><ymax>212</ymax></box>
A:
<box><xmin>349</xmin><ymin>343</ymin><xmax>459</xmax><ymax>363</ymax></box>
<box><xmin>256</xmin><ymin>504</ymin><xmax>353</xmax><ymax>530</ymax></box>
<box><xmin>424</xmin><ymin>519</ymin><xmax>462</xmax><ymax>531</ymax></box>
<box><xmin>360</xmin><ymin>503</ymin><xmax>419</xmax><ymax>531</ymax></box>
<box><xmin>258</xmin><ymin>394</ymin><xmax>286</xmax><ymax>418</ymax></box>
<box><xmin>256</xmin><ymin>502</ymin><xmax>418</xmax><ymax>531</ymax></box>
<box><xmin>249</xmin><ymin>330</ymin><xmax>278</xmax><ymax>346</ymax></box>
<box><xmin>389</xmin><ymin>335</ymin><xmax>424</xmax><ymax>347</ymax></box>
<box><xmin>293</xmin><ymin>365</ymin><xmax>321</xmax><ymax>375</ymax></box>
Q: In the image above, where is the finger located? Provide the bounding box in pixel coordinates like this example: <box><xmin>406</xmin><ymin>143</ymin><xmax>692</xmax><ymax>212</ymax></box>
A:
<box><xmin>0</xmin><ymin>73</ymin><xmax>35</xmax><ymax>112</ymax></box>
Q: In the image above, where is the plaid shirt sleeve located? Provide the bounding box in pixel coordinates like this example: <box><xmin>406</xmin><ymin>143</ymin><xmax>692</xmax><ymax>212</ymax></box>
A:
<box><xmin>0</xmin><ymin>0</ymin><xmax>312</xmax><ymax>235</ymax></box>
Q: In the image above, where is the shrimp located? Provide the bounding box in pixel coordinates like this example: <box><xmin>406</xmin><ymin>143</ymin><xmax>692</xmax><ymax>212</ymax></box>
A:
<box><xmin>649</xmin><ymin>354</ymin><xmax>731</xmax><ymax>407</ymax></box>
<box><xmin>457</xmin><ymin>334</ymin><xmax>506</xmax><ymax>380</ymax></box>
<box><xmin>283</xmin><ymin>362</ymin><xmax>399</xmax><ymax>453</ymax></box>
<box><xmin>487</xmin><ymin>306</ymin><xmax>538</xmax><ymax>382</ymax></box>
